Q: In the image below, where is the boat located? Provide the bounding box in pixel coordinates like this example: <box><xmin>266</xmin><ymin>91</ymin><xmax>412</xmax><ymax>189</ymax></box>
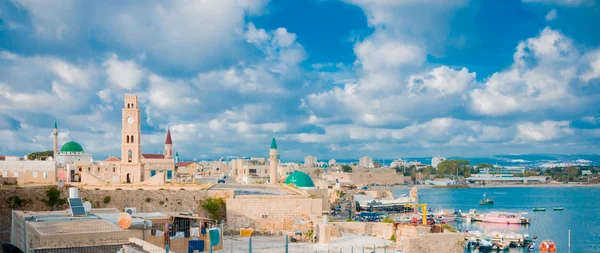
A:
<box><xmin>475</xmin><ymin>211</ymin><xmax>530</xmax><ymax>224</ymax></box>
<box><xmin>533</xmin><ymin>207</ymin><xmax>546</xmax><ymax>211</ymax></box>
<box><xmin>553</xmin><ymin>207</ymin><xmax>564</xmax><ymax>211</ymax></box>
<box><xmin>477</xmin><ymin>236</ymin><xmax>494</xmax><ymax>251</ymax></box>
<box><xmin>479</xmin><ymin>193</ymin><xmax>495</xmax><ymax>205</ymax></box>
<box><xmin>434</xmin><ymin>215</ymin><xmax>456</xmax><ymax>224</ymax></box>
<box><xmin>539</xmin><ymin>240</ymin><xmax>557</xmax><ymax>252</ymax></box>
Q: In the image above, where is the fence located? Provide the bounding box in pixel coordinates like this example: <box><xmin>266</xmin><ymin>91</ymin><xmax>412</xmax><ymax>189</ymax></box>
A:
<box><xmin>9</xmin><ymin>210</ymin><xmax>396</xmax><ymax>253</ymax></box>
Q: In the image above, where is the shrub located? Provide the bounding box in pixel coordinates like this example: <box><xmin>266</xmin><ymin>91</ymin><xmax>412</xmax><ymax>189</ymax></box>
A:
<box><xmin>201</xmin><ymin>197</ymin><xmax>226</xmax><ymax>220</ymax></box>
<box><xmin>382</xmin><ymin>217</ymin><xmax>394</xmax><ymax>223</ymax></box>
<box><xmin>345</xmin><ymin>218</ymin><xmax>354</xmax><ymax>222</ymax></box>
<box><xmin>145</xmin><ymin>197</ymin><xmax>152</xmax><ymax>203</ymax></box>
<box><xmin>7</xmin><ymin>196</ymin><xmax>29</xmax><ymax>209</ymax></box>
<box><xmin>103</xmin><ymin>196</ymin><xmax>111</xmax><ymax>204</ymax></box>
<box><xmin>441</xmin><ymin>224</ymin><xmax>457</xmax><ymax>232</ymax></box>
<box><xmin>390</xmin><ymin>233</ymin><xmax>396</xmax><ymax>241</ymax></box>
<box><xmin>44</xmin><ymin>186</ymin><xmax>66</xmax><ymax>210</ymax></box>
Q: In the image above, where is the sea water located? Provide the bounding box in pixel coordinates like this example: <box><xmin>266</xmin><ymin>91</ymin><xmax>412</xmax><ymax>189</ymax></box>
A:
<box><xmin>393</xmin><ymin>187</ymin><xmax>600</xmax><ymax>253</ymax></box>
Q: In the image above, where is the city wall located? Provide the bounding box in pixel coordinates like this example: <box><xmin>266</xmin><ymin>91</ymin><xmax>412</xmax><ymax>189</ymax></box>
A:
<box><xmin>226</xmin><ymin>195</ymin><xmax>323</xmax><ymax>233</ymax></box>
<box><xmin>330</xmin><ymin>222</ymin><xmax>394</xmax><ymax>240</ymax></box>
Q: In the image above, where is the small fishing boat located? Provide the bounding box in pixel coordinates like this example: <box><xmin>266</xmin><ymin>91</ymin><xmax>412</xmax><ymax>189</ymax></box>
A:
<box><xmin>475</xmin><ymin>211</ymin><xmax>530</xmax><ymax>224</ymax></box>
<box><xmin>539</xmin><ymin>240</ymin><xmax>557</xmax><ymax>252</ymax></box>
<box><xmin>553</xmin><ymin>207</ymin><xmax>564</xmax><ymax>211</ymax></box>
<box><xmin>479</xmin><ymin>193</ymin><xmax>495</xmax><ymax>205</ymax></box>
<box><xmin>533</xmin><ymin>207</ymin><xmax>546</xmax><ymax>211</ymax></box>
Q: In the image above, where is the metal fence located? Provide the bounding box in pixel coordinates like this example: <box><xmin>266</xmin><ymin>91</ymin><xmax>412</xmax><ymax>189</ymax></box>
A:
<box><xmin>9</xmin><ymin>210</ymin><xmax>396</xmax><ymax>253</ymax></box>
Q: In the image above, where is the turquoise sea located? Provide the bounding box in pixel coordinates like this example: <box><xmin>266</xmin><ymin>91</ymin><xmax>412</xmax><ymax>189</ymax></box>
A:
<box><xmin>392</xmin><ymin>187</ymin><xmax>600</xmax><ymax>253</ymax></box>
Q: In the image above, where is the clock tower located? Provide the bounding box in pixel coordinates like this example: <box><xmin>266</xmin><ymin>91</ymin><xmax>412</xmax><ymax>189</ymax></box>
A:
<box><xmin>121</xmin><ymin>94</ymin><xmax>143</xmax><ymax>183</ymax></box>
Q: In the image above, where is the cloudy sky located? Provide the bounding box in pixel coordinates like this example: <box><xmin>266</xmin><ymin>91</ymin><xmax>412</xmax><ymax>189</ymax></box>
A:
<box><xmin>1</xmin><ymin>0</ymin><xmax>600</xmax><ymax>161</ymax></box>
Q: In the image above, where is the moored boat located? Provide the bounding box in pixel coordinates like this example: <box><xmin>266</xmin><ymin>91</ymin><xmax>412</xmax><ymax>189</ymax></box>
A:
<box><xmin>539</xmin><ymin>240</ymin><xmax>557</xmax><ymax>252</ymax></box>
<box><xmin>476</xmin><ymin>211</ymin><xmax>530</xmax><ymax>224</ymax></box>
<box><xmin>533</xmin><ymin>207</ymin><xmax>546</xmax><ymax>211</ymax></box>
<box><xmin>553</xmin><ymin>207</ymin><xmax>564</xmax><ymax>211</ymax></box>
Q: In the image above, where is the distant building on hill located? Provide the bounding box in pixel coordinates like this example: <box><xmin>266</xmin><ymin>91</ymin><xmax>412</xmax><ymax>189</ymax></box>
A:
<box><xmin>304</xmin><ymin>155</ymin><xmax>317</xmax><ymax>167</ymax></box>
<box><xmin>431</xmin><ymin>155</ymin><xmax>446</xmax><ymax>168</ymax></box>
<box><xmin>359</xmin><ymin>156</ymin><xmax>374</xmax><ymax>168</ymax></box>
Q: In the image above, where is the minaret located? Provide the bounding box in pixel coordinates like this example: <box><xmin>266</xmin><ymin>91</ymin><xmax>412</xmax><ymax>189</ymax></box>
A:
<box><xmin>53</xmin><ymin>119</ymin><xmax>58</xmax><ymax>158</ymax></box>
<box><xmin>269</xmin><ymin>137</ymin><xmax>278</xmax><ymax>185</ymax></box>
<box><xmin>164</xmin><ymin>128</ymin><xmax>173</xmax><ymax>159</ymax></box>
<box><xmin>175</xmin><ymin>152</ymin><xmax>179</xmax><ymax>163</ymax></box>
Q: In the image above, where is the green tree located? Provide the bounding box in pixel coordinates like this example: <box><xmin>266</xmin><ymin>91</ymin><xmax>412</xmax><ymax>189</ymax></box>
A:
<box><xmin>201</xmin><ymin>197</ymin><xmax>226</xmax><ymax>220</ymax></box>
<box><xmin>476</xmin><ymin>163</ymin><xmax>494</xmax><ymax>169</ymax></box>
<box><xmin>341</xmin><ymin>165</ymin><xmax>352</xmax><ymax>173</ymax></box>
<box><xmin>27</xmin><ymin>150</ymin><xmax>54</xmax><ymax>160</ymax></box>
<box><xmin>437</xmin><ymin>160</ymin><xmax>470</xmax><ymax>178</ymax></box>
<box><xmin>44</xmin><ymin>186</ymin><xmax>66</xmax><ymax>210</ymax></box>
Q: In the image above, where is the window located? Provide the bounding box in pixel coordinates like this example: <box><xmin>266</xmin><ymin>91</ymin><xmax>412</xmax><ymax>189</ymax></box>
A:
<box><xmin>32</xmin><ymin>172</ymin><xmax>38</xmax><ymax>178</ymax></box>
<box><xmin>265</xmin><ymin>169</ymin><xmax>267</xmax><ymax>174</ymax></box>
<box><xmin>43</xmin><ymin>172</ymin><xmax>48</xmax><ymax>178</ymax></box>
<box><xmin>128</xmin><ymin>149</ymin><xmax>132</xmax><ymax>162</ymax></box>
<box><xmin>88</xmin><ymin>167</ymin><xmax>91</xmax><ymax>172</ymax></box>
<box><xmin>127</xmin><ymin>104</ymin><xmax>130</xmax><ymax>109</ymax></box>
<box><xmin>13</xmin><ymin>172</ymin><xmax>19</xmax><ymax>177</ymax></box>
<box><xmin>131</xmin><ymin>136</ymin><xmax>134</xmax><ymax>143</ymax></box>
<box><xmin>2</xmin><ymin>171</ymin><xmax>7</xmax><ymax>177</ymax></box>
<box><xmin>262</xmin><ymin>215</ymin><xmax>268</xmax><ymax>219</ymax></box>
<box><xmin>97</xmin><ymin>168</ymin><xmax>100</xmax><ymax>173</ymax></box>
<box><xmin>113</xmin><ymin>167</ymin><xmax>116</xmax><ymax>172</ymax></box>
<box><xmin>126</xmin><ymin>135</ymin><xmax>130</xmax><ymax>143</ymax></box>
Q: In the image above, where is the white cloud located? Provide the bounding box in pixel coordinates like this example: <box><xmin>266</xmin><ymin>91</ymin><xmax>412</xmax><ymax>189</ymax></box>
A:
<box><xmin>516</xmin><ymin>120</ymin><xmax>574</xmax><ymax>141</ymax></box>
<box><xmin>581</xmin><ymin>50</ymin><xmax>600</xmax><ymax>82</ymax></box>
<box><xmin>470</xmin><ymin>27</ymin><xmax>587</xmax><ymax>116</ymax></box>
<box><xmin>523</xmin><ymin>0</ymin><xmax>593</xmax><ymax>6</ymax></box>
<box><xmin>104</xmin><ymin>54</ymin><xmax>144</xmax><ymax>90</ymax></box>
<box><xmin>545</xmin><ymin>9</ymin><xmax>557</xmax><ymax>21</ymax></box>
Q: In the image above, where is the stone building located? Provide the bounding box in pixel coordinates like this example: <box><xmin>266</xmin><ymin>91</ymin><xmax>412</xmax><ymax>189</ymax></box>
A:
<box><xmin>359</xmin><ymin>156</ymin><xmax>374</xmax><ymax>168</ymax></box>
<box><xmin>304</xmin><ymin>155</ymin><xmax>317</xmax><ymax>168</ymax></box>
<box><xmin>0</xmin><ymin>156</ymin><xmax>56</xmax><ymax>184</ymax></box>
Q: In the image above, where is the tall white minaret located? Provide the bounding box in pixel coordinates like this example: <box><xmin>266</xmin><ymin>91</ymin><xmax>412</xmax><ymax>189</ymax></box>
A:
<box><xmin>53</xmin><ymin>119</ymin><xmax>58</xmax><ymax>158</ymax></box>
<box><xmin>269</xmin><ymin>137</ymin><xmax>278</xmax><ymax>185</ymax></box>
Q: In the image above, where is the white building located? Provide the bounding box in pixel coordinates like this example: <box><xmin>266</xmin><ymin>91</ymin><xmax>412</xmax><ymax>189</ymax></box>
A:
<box><xmin>431</xmin><ymin>155</ymin><xmax>446</xmax><ymax>168</ymax></box>
<box><xmin>304</xmin><ymin>155</ymin><xmax>317</xmax><ymax>167</ymax></box>
<box><xmin>391</xmin><ymin>159</ymin><xmax>407</xmax><ymax>168</ymax></box>
<box><xmin>328</xmin><ymin>159</ymin><xmax>336</xmax><ymax>166</ymax></box>
<box><xmin>0</xmin><ymin>156</ymin><xmax>57</xmax><ymax>183</ymax></box>
<box><xmin>54</xmin><ymin>141</ymin><xmax>93</xmax><ymax>165</ymax></box>
<box><xmin>359</xmin><ymin>156</ymin><xmax>374</xmax><ymax>168</ymax></box>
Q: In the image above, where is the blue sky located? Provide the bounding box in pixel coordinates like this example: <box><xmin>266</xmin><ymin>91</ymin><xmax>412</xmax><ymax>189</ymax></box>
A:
<box><xmin>1</xmin><ymin>0</ymin><xmax>600</xmax><ymax>161</ymax></box>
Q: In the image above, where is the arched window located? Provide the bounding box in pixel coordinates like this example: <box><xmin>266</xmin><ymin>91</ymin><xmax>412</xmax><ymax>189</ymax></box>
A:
<box><xmin>97</xmin><ymin>168</ymin><xmax>100</xmax><ymax>173</ymax></box>
<box><xmin>127</xmin><ymin>104</ymin><xmax>130</xmax><ymax>109</ymax></box>
<box><xmin>128</xmin><ymin>149</ymin><xmax>132</xmax><ymax>163</ymax></box>
<box><xmin>126</xmin><ymin>135</ymin><xmax>130</xmax><ymax>143</ymax></box>
<box><xmin>131</xmin><ymin>136</ymin><xmax>134</xmax><ymax>143</ymax></box>
<box><xmin>113</xmin><ymin>167</ymin><xmax>116</xmax><ymax>173</ymax></box>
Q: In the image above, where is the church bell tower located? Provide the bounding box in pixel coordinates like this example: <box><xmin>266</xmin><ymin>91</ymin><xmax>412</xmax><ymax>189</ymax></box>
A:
<box><xmin>121</xmin><ymin>94</ymin><xmax>143</xmax><ymax>183</ymax></box>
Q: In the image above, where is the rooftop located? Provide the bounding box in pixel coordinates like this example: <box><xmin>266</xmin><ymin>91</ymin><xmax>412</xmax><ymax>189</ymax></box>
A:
<box><xmin>209</xmin><ymin>183</ymin><xmax>297</xmax><ymax>196</ymax></box>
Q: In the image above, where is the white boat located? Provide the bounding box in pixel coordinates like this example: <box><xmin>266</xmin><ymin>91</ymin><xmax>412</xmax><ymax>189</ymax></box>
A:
<box><xmin>474</xmin><ymin>211</ymin><xmax>530</xmax><ymax>224</ymax></box>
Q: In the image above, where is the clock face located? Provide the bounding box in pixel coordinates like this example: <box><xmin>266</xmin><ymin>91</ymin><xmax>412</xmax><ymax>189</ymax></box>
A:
<box><xmin>127</xmin><ymin>117</ymin><xmax>135</xmax><ymax>125</ymax></box>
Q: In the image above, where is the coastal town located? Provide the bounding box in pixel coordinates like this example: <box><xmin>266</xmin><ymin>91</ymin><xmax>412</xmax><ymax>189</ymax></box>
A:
<box><xmin>0</xmin><ymin>94</ymin><xmax>598</xmax><ymax>252</ymax></box>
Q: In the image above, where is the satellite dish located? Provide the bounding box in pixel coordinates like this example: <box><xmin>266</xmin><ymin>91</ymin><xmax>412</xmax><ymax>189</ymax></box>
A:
<box><xmin>83</xmin><ymin>201</ymin><xmax>92</xmax><ymax>212</ymax></box>
<box><xmin>118</xmin><ymin>213</ymin><xmax>132</xmax><ymax>229</ymax></box>
<box><xmin>57</xmin><ymin>180</ymin><xmax>64</xmax><ymax>188</ymax></box>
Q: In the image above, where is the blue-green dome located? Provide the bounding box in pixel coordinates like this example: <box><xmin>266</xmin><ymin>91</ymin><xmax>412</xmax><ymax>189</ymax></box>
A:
<box><xmin>60</xmin><ymin>141</ymin><xmax>84</xmax><ymax>153</ymax></box>
<box><xmin>285</xmin><ymin>171</ymin><xmax>315</xmax><ymax>188</ymax></box>
<box><xmin>321</xmin><ymin>163</ymin><xmax>328</xmax><ymax>168</ymax></box>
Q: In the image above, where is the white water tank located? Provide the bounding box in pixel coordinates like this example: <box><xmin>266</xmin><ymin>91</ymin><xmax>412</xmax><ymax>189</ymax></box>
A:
<box><xmin>69</xmin><ymin>187</ymin><xmax>78</xmax><ymax>198</ymax></box>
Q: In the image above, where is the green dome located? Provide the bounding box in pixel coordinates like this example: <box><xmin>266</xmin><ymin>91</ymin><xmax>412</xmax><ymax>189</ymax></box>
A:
<box><xmin>60</xmin><ymin>141</ymin><xmax>84</xmax><ymax>153</ymax></box>
<box><xmin>285</xmin><ymin>171</ymin><xmax>315</xmax><ymax>188</ymax></box>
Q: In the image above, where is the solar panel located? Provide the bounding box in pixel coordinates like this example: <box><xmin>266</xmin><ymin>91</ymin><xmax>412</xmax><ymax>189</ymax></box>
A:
<box><xmin>71</xmin><ymin>206</ymin><xmax>86</xmax><ymax>216</ymax></box>
<box><xmin>68</xmin><ymin>198</ymin><xmax>86</xmax><ymax>216</ymax></box>
<box><xmin>69</xmin><ymin>198</ymin><xmax>84</xmax><ymax>207</ymax></box>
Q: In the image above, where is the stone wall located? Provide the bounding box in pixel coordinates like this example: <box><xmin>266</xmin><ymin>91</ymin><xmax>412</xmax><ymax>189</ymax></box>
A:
<box><xmin>331</xmin><ymin>222</ymin><xmax>394</xmax><ymax>240</ymax></box>
<box><xmin>401</xmin><ymin>233</ymin><xmax>464</xmax><ymax>253</ymax></box>
<box><xmin>226</xmin><ymin>195</ymin><xmax>322</xmax><ymax>232</ymax></box>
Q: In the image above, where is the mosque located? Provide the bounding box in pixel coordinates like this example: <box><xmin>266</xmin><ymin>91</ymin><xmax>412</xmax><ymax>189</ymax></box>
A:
<box><xmin>56</xmin><ymin>94</ymin><xmax>175</xmax><ymax>184</ymax></box>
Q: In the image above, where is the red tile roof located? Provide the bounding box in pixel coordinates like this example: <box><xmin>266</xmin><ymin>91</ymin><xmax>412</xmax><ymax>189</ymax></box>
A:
<box><xmin>142</xmin><ymin>154</ymin><xmax>165</xmax><ymax>159</ymax></box>
<box><xmin>105</xmin><ymin>157</ymin><xmax>121</xmax><ymax>162</ymax></box>
<box><xmin>165</xmin><ymin>128</ymin><xmax>172</xmax><ymax>144</ymax></box>
<box><xmin>0</xmin><ymin>156</ymin><xmax>5</xmax><ymax>161</ymax></box>
<box><xmin>175</xmin><ymin>162</ymin><xmax>193</xmax><ymax>167</ymax></box>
